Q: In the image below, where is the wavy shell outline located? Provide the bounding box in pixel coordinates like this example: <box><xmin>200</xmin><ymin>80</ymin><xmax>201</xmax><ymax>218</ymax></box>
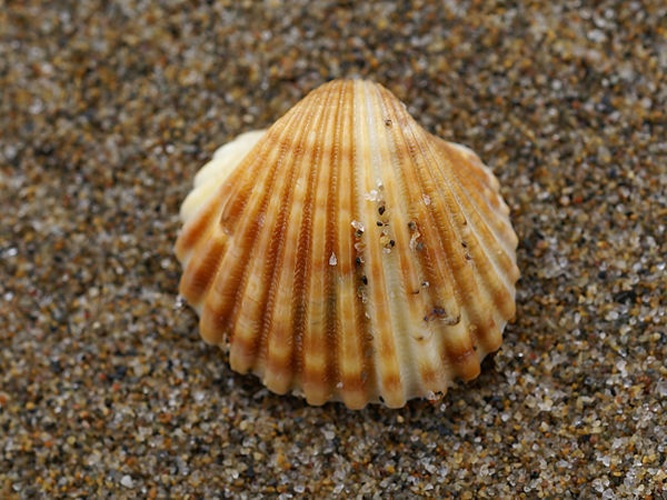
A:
<box><xmin>175</xmin><ymin>79</ymin><xmax>519</xmax><ymax>409</ymax></box>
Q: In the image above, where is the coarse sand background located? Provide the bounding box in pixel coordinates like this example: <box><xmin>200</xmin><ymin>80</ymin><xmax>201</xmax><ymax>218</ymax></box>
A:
<box><xmin>1</xmin><ymin>1</ymin><xmax>666</xmax><ymax>497</ymax></box>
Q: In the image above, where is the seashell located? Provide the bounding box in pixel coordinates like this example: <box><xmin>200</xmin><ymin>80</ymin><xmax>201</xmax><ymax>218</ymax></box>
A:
<box><xmin>174</xmin><ymin>79</ymin><xmax>519</xmax><ymax>409</ymax></box>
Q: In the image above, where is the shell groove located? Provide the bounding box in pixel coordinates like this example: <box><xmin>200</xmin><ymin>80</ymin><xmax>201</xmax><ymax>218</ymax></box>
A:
<box><xmin>175</xmin><ymin>79</ymin><xmax>519</xmax><ymax>409</ymax></box>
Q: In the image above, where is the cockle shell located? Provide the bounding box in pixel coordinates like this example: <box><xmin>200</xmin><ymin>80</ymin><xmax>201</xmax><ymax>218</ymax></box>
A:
<box><xmin>175</xmin><ymin>79</ymin><xmax>519</xmax><ymax>409</ymax></box>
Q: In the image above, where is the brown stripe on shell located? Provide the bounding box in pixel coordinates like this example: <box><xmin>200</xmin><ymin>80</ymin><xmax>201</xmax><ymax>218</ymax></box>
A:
<box><xmin>293</xmin><ymin>82</ymin><xmax>339</xmax><ymax>405</ymax></box>
<box><xmin>428</xmin><ymin>140</ymin><xmax>518</xmax><ymax>358</ymax></box>
<box><xmin>421</xmin><ymin>146</ymin><xmax>503</xmax><ymax>373</ymax></box>
<box><xmin>443</xmin><ymin>141</ymin><xmax>518</xmax><ymax>279</ymax></box>
<box><xmin>286</xmin><ymin>93</ymin><xmax>330</xmax><ymax>399</ymax></box>
<box><xmin>331</xmin><ymin>82</ymin><xmax>374</xmax><ymax>409</ymax></box>
<box><xmin>220</xmin><ymin>104</ymin><xmax>311</xmax><ymax>369</ymax></box>
<box><xmin>256</xmin><ymin>90</ymin><xmax>337</xmax><ymax>395</ymax></box>
<box><xmin>381</xmin><ymin>96</ymin><xmax>479</xmax><ymax>383</ymax></box>
<box><xmin>176</xmin><ymin>156</ymin><xmax>259</xmax><ymax>311</ymax></box>
<box><xmin>177</xmin><ymin>205</ymin><xmax>229</xmax><ymax>311</ymax></box>
<box><xmin>320</xmin><ymin>81</ymin><xmax>344</xmax><ymax>405</ymax></box>
<box><xmin>190</xmin><ymin>123</ymin><xmax>285</xmax><ymax>345</ymax></box>
<box><xmin>434</xmin><ymin>140</ymin><xmax>519</xmax><ymax>332</ymax></box>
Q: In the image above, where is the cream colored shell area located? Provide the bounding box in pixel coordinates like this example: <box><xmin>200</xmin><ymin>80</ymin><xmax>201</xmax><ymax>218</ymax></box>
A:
<box><xmin>175</xmin><ymin>80</ymin><xmax>519</xmax><ymax>409</ymax></box>
<box><xmin>180</xmin><ymin>130</ymin><xmax>267</xmax><ymax>225</ymax></box>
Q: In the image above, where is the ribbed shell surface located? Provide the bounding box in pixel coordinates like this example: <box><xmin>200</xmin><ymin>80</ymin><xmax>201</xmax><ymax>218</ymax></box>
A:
<box><xmin>175</xmin><ymin>79</ymin><xmax>520</xmax><ymax>409</ymax></box>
